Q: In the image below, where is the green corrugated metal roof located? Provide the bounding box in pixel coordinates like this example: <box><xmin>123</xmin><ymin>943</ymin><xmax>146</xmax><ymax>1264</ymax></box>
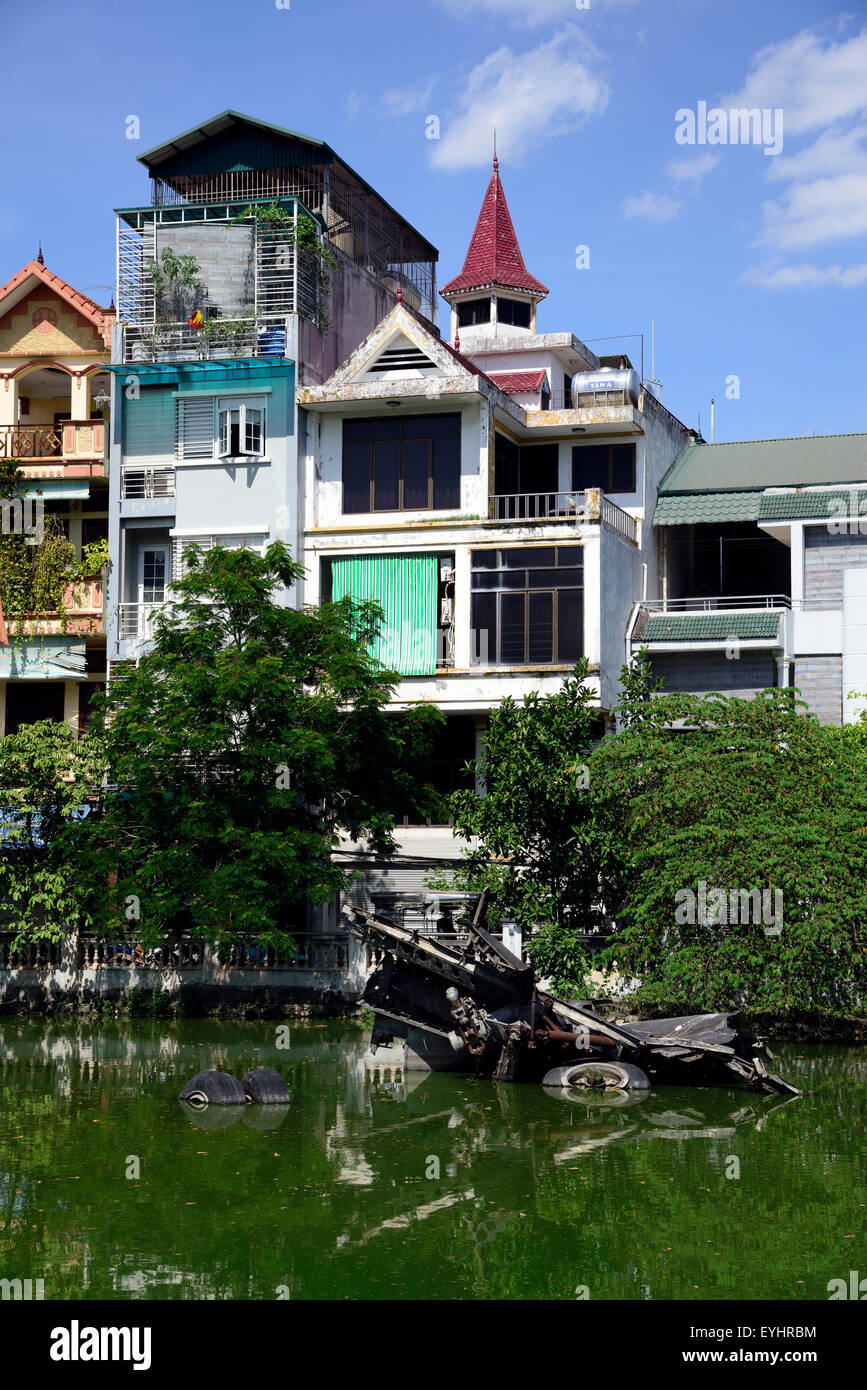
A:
<box><xmin>642</xmin><ymin>612</ymin><xmax>781</xmax><ymax>642</ymax></box>
<box><xmin>660</xmin><ymin>434</ymin><xmax>867</xmax><ymax>494</ymax></box>
<box><xmin>654</xmin><ymin>492</ymin><xmax>761</xmax><ymax>525</ymax></box>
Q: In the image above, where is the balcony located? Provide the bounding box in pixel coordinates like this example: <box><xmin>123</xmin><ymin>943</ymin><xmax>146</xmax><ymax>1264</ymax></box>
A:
<box><xmin>11</xmin><ymin>575</ymin><xmax>104</xmax><ymax>638</ymax></box>
<box><xmin>118</xmin><ymin>602</ymin><xmax>163</xmax><ymax>643</ymax></box>
<box><xmin>0</xmin><ymin>421</ymin><xmax>107</xmax><ymax>470</ymax></box>
<box><xmin>121</xmin><ymin>465</ymin><xmax>176</xmax><ymax>500</ymax></box>
<box><xmin>122</xmin><ymin>316</ymin><xmax>289</xmax><ymax>365</ymax></box>
<box><xmin>489</xmin><ymin>489</ymin><xmax>639</xmax><ymax>544</ymax></box>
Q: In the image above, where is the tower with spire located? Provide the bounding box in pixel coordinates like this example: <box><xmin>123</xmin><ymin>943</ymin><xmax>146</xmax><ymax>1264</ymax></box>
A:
<box><xmin>441</xmin><ymin>153</ymin><xmax>549</xmax><ymax>348</ymax></box>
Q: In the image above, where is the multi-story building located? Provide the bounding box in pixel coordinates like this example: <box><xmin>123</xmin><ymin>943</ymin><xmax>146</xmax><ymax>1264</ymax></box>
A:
<box><xmin>0</xmin><ymin>254</ymin><xmax>112</xmax><ymax>736</ymax></box>
<box><xmin>298</xmin><ymin>156</ymin><xmax>691</xmax><ymax>928</ymax></box>
<box><xmin>105</xmin><ymin>109</ymin><xmax>438</xmax><ymax>669</ymax></box>
<box><xmin>628</xmin><ymin>432</ymin><xmax>867</xmax><ymax>725</ymax></box>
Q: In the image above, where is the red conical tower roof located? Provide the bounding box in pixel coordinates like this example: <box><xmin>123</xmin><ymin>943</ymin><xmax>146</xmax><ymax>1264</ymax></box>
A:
<box><xmin>442</xmin><ymin>155</ymin><xmax>549</xmax><ymax>299</ymax></box>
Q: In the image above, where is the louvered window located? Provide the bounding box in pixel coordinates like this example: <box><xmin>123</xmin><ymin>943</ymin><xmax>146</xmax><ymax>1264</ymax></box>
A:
<box><xmin>176</xmin><ymin>398</ymin><xmax>214</xmax><ymax>461</ymax></box>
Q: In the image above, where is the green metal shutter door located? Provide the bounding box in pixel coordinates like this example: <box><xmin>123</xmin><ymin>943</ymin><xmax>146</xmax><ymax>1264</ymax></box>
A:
<box><xmin>331</xmin><ymin>554</ymin><xmax>437</xmax><ymax>676</ymax></box>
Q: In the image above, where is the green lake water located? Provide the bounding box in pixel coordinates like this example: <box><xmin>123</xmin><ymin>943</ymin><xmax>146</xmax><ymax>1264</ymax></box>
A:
<box><xmin>0</xmin><ymin>1020</ymin><xmax>863</xmax><ymax>1301</ymax></box>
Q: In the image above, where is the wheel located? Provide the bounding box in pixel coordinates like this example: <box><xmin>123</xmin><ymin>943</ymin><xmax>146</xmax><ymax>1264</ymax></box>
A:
<box><xmin>542</xmin><ymin>1060</ymin><xmax>651</xmax><ymax>1091</ymax></box>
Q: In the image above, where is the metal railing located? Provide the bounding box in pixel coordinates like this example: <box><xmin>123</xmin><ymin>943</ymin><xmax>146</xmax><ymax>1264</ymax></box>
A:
<box><xmin>642</xmin><ymin>594</ymin><xmax>792</xmax><ymax>611</ymax></box>
<box><xmin>123</xmin><ymin>315</ymin><xmax>288</xmax><ymax>365</ymax></box>
<box><xmin>121</xmin><ymin>465</ymin><xmax>176</xmax><ymax>499</ymax></box>
<box><xmin>118</xmin><ymin>602</ymin><xmax>163</xmax><ymax>641</ymax></box>
<box><xmin>0</xmin><ymin>933</ymin><xmax>351</xmax><ymax>975</ymax></box>
<box><xmin>491</xmin><ymin>491</ymin><xmax>588</xmax><ymax>522</ymax></box>
<box><xmin>601</xmin><ymin>496</ymin><xmax>639</xmax><ymax>544</ymax></box>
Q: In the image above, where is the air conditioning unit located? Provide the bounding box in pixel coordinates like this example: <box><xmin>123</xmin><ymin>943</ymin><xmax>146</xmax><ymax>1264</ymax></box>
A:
<box><xmin>440</xmin><ymin>597</ymin><xmax>454</xmax><ymax>625</ymax></box>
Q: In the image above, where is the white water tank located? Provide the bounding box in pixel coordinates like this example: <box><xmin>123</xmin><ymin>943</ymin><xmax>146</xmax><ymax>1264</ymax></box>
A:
<box><xmin>571</xmin><ymin>367</ymin><xmax>640</xmax><ymax>408</ymax></box>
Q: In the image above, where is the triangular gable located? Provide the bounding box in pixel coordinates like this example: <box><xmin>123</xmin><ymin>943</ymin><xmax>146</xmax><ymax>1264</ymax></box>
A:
<box><xmin>324</xmin><ymin>305</ymin><xmax>486</xmax><ymax>391</ymax></box>
<box><xmin>0</xmin><ymin>261</ymin><xmax>112</xmax><ymax>338</ymax></box>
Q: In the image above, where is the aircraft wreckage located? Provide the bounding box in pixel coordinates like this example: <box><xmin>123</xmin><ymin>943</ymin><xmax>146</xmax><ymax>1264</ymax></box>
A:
<box><xmin>345</xmin><ymin>894</ymin><xmax>801</xmax><ymax>1097</ymax></box>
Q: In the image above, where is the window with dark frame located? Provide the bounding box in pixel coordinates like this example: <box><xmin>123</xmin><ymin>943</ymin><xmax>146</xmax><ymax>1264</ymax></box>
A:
<box><xmin>343</xmin><ymin>414</ymin><xmax>461</xmax><ymax>514</ymax></box>
<box><xmin>571</xmin><ymin>442</ymin><xmax>636</xmax><ymax>494</ymax></box>
<box><xmin>470</xmin><ymin>547</ymin><xmax>583</xmax><ymax>667</ymax></box>
<box><xmin>496</xmin><ymin>298</ymin><xmax>531</xmax><ymax>328</ymax></box>
<box><xmin>456</xmin><ymin>298</ymin><xmax>491</xmax><ymax>327</ymax></box>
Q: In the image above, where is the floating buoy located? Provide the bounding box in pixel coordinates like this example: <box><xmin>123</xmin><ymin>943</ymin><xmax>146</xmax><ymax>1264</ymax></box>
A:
<box><xmin>178</xmin><ymin>1070</ymin><xmax>247</xmax><ymax>1106</ymax></box>
<box><xmin>242</xmin><ymin>1068</ymin><xmax>291</xmax><ymax>1104</ymax></box>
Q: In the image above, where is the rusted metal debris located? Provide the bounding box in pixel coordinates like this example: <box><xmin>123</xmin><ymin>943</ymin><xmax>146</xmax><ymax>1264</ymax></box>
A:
<box><xmin>345</xmin><ymin>895</ymin><xmax>802</xmax><ymax>1097</ymax></box>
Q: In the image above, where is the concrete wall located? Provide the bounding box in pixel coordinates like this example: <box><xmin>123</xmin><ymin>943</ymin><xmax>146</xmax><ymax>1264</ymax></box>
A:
<box><xmin>794</xmin><ymin>655</ymin><xmax>842</xmax><ymax>724</ymax></box>
<box><xmin>843</xmin><ymin>567</ymin><xmax>867</xmax><ymax>724</ymax></box>
<box><xmin>803</xmin><ymin>526</ymin><xmax>867</xmax><ymax>609</ymax></box>
<box><xmin>299</xmin><ymin>252</ymin><xmax>400</xmax><ymax>388</ymax></box>
<box><xmin>0</xmin><ymin>936</ymin><xmax>370</xmax><ymax>1015</ymax></box>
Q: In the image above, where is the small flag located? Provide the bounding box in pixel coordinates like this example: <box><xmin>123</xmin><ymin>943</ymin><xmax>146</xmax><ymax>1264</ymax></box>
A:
<box><xmin>188</xmin><ymin>310</ymin><xmax>204</xmax><ymax>329</ymax></box>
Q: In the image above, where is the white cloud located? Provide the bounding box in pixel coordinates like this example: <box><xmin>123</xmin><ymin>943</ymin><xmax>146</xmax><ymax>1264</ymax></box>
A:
<box><xmin>759</xmin><ymin>172</ymin><xmax>867</xmax><ymax>251</ymax></box>
<box><xmin>766</xmin><ymin>123</ymin><xmax>867</xmax><ymax>182</ymax></box>
<box><xmin>720</xmin><ymin>27</ymin><xmax>867</xmax><ymax>137</ymax></box>
<box><xmin>742</xmin><ymin>261</ymin><xmax>867</xmax><ymax>289</ymax></box>
<box><xmin>381</xmin><ymin>78</ymin><xmax>438</xmax><ymax>118</ymax></box>
<box><xmin>430</xmin><ymin>27</ymin><xmax>609</xmax><ymax>170</ymax></box>
<box><xmin>665</xmin><ymin>152</ymin><xmax>720</xmax><ymax>186</ymax></box>
<box><xmin>345</xmin><ymin>90</ymin><xmax>365</xmax><ymax>121</ymax></box>
<box><xmin>622</xmin><ymin>190</ymin><xmax>681</xmax><ymax>222</ymax></box>
<box><xmin>723</xmin><ymin>24</ymin><xmax>867</xmax><ymax>274</ymax></box>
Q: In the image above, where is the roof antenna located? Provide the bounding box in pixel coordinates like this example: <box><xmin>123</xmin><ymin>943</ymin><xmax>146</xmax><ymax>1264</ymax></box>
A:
<box><xmin>493</xmin><ymin>128</ymin><xmax>498</xmax><ymax>171</ymax></box>
<box><xmin>37</xmin><ymin>244</ymin><xmax>44</xmax><ymax>265</ymax></box>
<box><xmin>396</xmin><ymin>277</ymin><xmax>403</xmax><ymax>306</ymax></box>
<box><xmin>454</xmin><ymin>327</ymin><xmax>461</xmax><ymax>352</ymax></box>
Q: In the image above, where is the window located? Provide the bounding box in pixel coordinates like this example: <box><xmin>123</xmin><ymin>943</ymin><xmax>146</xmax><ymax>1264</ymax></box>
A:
<box><xmin>172</xmin><ymin>533</ymin><xmax>268</xmax><ymax>580</ymax></box>
<box><xmin>457</xmin><ymin>298</ymin><xmax>491</xmax><ymax>327</ymax></box>
<box><xmin>471</xmin><ymin>547</ymin><xmax>583</xmax><ymax>667</ymax></box>
<box><xmin>496</xmin><ymin>298</ymin><xmax>531</xmax><ymax>329</ymax></box>
<box><xmin>218</xmin><ymin>398</ymin><xmax>265</xmax><ymax>460</ymax></box>
<box><xmin>177</xmin><ymin>398</ymin><xmax>214</xmax><ymax>460</ymax></box>
<box><xmin>571</xmin><ymin>442</ymin><xmax>636</xmax><ymax>494</ymax></box>
<box><xmin>342</xmin><ymin>414</ymin><xmax>461</xmax><ymax>514</ymax></box>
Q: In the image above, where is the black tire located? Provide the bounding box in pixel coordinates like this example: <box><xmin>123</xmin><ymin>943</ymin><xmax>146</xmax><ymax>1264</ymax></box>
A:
<box><xmin>178</xmin><ymin>1070</ymin><xmax>247</xmax><ymax>1106</ymax></box>
<box><xmin>542</xmin><ymin>1060</ymin><xmax>651</xmax><ymax>1091</ymax></box>
<box><xmin>242</xmin><ymin>1068</ymin><xmax>291</xmax><ymax>1104</ymax></box>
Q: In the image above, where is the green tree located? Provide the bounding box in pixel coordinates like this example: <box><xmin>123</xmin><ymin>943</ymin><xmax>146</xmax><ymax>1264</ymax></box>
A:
<box><xmin>592</xmin><ymin>661</ymin><xmax>867</xmax><ymax>1015</ymax></box>
<box><xmin>436</xmin><ymin>660</ymin><xmax>608</xmax><ymax>993</ymax></box>
<box><xmin>0</xmin><ymin>719</ymin><xmax>104</xmax><ymax>944</ymax></box>
<box><xmin>80</xmin><ymin>542</ymin><xmax>442</xmax><ymax>949</ymax></box>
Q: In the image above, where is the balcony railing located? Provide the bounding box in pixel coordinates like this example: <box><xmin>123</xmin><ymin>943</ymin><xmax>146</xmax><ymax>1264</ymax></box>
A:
<box><xmin>123</xmin><ymin>316</ymin><xmax>288</xmax><ymax>365</ymax></box>
<box><xmin>118</xmin><ymin>602</ymin><xmax>163</xmax><ymax>642</ymax></box>
<box><xmin>121</xmin><ymin>465</ymin><xmax>176</xmax><ymax>500</ymax></box>
<box><xmin>642</xmin><ymin>594</ymin><xmax>792</xmax><ymax>611</ymax></box>
<box><xmin>491</xmin><ymin>491</ymin><xmax>588</xmax><ymax>521</ymax></box>
<box><xmin>9</xmin><ymin>574</ymin><xmax>104</xmax><ymax>637</ymax></box>
<box><xmin>601</xmin><ymin>496</ymin><xmax>639</xmax><ymax>544</ymax></box>
<box><xmin>0</xmin><ymin>421</ymin><xmax>106</xmax><ymax>463</ymax></box>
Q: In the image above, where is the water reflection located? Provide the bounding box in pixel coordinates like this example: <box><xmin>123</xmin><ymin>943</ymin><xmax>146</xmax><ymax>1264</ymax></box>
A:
<box><xmin>0</xmin><ymin>1019</ymin><xmax>863</xmax><ymax>1301</ymax></box>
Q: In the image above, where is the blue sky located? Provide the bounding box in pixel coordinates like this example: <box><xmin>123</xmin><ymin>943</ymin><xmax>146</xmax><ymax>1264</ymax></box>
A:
<box><xmin>1</xmin><ymin>0</ymin><xmax>864</xmax><ymax>441</ymax></box>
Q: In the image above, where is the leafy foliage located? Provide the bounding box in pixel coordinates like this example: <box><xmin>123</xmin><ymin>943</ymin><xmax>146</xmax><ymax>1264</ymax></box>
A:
<box><xmin>79</xmin><ymin>541</ymin><xmax>442</xmax><ymax>949</ymax></box>
<box><xmin>590</xmin><ymin>659</ymin><xmax>867</xmax><ymax>1015</ymax></box>
<box><xmin>0</xmin><ymin>720</ymin><xmax>103</xmax><ymax>944</ymax></box>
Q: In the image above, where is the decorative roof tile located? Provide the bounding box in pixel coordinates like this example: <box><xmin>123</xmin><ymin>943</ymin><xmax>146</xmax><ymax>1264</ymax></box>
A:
<box><xmin>0</xmin><ymin>260</ymin><xmax>113</xmax><ymax>330</ymax></box>
<box><xmin>642</xmin><ymin>612</ymin><xmax>782</xmax><ymax>643</ymax></box>
<box><xmin>487</xmin><ymin>369</ymin><xmax>547</xmax><ymax>392</ymax></box>
<box><xmin>441</xmin><ymin>157</ymin><xmax>549</xmax><ymax>299</ymax></box>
